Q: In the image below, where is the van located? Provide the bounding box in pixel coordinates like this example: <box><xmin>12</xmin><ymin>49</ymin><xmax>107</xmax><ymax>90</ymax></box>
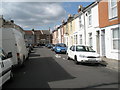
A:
<box><xmin>0</xmin><ymin>48</ymin><xmax>13</xmax><ymax>87</ymax></box>
<box><xmin>0</xmin><ymin>28</ymin><xmax>28</xmax><ymax>67</ymax></box>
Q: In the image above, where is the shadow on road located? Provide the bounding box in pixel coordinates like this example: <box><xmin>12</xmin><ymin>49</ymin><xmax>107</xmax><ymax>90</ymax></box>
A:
<box><xmin>2</xmin><ymin>55</ymin><xmax>75</xmax><ymax>89</ymax></box>
<box><xmin>29</xmin><ymin>53</ymin><xmax>40</xmax><ymax>57</ymax></box>
<box><xmin>80</xmin><ymin>82</ymin><xmax>120</xmax><ymax>89</ymax></box>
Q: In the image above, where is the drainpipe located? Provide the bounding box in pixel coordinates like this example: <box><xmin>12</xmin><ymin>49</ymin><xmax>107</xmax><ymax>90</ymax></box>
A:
<box><xmin>83</xmin><ymin>12</ymin><xmax>86</xmax><ymax>45</ymax></box>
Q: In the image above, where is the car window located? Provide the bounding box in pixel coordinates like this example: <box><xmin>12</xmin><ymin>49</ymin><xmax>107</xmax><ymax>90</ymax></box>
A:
<box><xmin>0</xmin><ymin>48</ymin><xmax>7</xmax><ymax>60</ymax></box>
<box><xmin>70</xmin><ymin>46</ymin><xmax>75</xmax><ymax>51</ymax></box>
<box><xmin>73</xmin><ymin>46</ymin><xmax>75</xmax><ymax>51</ymax></box>
<box><xmin>76</xmin><ymin>46</ymin><xmax>95</xmax><ymax>52</ymax></box>
<box><xmin>76</xmin><ymin>46</ymin><xmax>86</xmax><ymax>51</ymax></box>
<box><xmin>57</xmin><ymin>44</ymin><xmax>66</xmax><ymax>47</ymax></box>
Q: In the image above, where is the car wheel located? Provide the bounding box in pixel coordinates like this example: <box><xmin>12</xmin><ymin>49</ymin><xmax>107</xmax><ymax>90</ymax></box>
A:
<box><xmin>67</xmin><ymin>56</ymin><xmax>70</xmax><ymax>60</ymax></box>
<box><xmin>74</xmin><ymin>56</ymin><xmax>79</xmax><ymax>64</ymax></box>
<box><xmin>9</xmin><ymin>71</ymin><xmax>14</xmax><ymax>81</ymax></box>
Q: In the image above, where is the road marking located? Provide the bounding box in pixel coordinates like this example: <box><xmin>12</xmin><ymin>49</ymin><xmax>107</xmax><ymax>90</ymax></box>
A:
<box><xmin>55</xmin><ymin>54</ymin><xmax>61</xmax><ymax>58</ymax></box>
<box><xmin>63</xmin><ymin>58</ymin><xmax>66</xmax><ymax>60</ymax></box>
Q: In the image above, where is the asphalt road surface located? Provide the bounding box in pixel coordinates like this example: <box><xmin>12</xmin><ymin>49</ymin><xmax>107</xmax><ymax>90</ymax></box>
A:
<box><xmin>2</xmin><ymin>47</ymin><xmax>119</xmax><ymax>89</ymax></box>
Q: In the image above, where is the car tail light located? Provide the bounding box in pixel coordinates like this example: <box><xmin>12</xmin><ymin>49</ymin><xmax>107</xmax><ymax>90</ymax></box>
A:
<box><xmin>17</xmin><ymin>53</ymin><xmax>20</xmax><ymax>59</ymax></box>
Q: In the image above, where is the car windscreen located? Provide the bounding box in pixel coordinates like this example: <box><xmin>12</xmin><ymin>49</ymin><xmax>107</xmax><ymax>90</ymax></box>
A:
<box><xmin>0</xmin><ymin>48</ymin><xmax>2</xmax><ymax>58</ymax></box>
<box><xmin>76</xmin><ymin>46</ymin><xmax>95</xmax><ymax>52</ymax></box>
<box><xmin>57</xmin><ymin>44</ymin><xmax>66</xmax><ymax>47</ymax></box>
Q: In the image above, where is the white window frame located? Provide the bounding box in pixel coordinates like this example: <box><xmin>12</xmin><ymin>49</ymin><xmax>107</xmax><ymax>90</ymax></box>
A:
<box><xmin>66</xmin><ymin>24</ymin><xmax>68</xmax><ymax>34</ymax></box>
<box><xmin>111</xmin><ymin>27</ymin><xmax>120</xmax><ymax>51</ymax></box>
<box><xmin>88</xmin><ymin>9</ymin><xmax>92</xmax><ymax>27</ymax></box>
<box><xmin>89</xmin><ymin>33</ymin><xmax>92</xmax><ymax>47</ymax></box>
<box><xmin>79</xmin><ymin>15</ymin><xmax>82</xmax><ymax>28</ymax></box>
<box><xmin>74</xmin><ymin>35</ymin><xmax>78</xmax><ymax>45</ymax></box>
<box><xmin>109</xmin><ymin>0</ymin><xmax>118</xmax><ymax>19</ymax></box>
<box><xmin>79</xmin><ymin>34</ymin><xmax>82</xmax><ymax>44</ymax></box>
<box><xmin>70</xmin><ymin>22</ymin><xmax>72</xmax><ymax>32</ymax></box>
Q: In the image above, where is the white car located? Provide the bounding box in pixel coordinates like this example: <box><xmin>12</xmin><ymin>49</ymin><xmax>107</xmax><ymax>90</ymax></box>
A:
<box><xmin>67</xmin><ymin>45</ymin><xmax>102</xmax><ymax>64</ymax></box>
<box><xmin>0</xmin><ymin>48</ymin><xmax>13</xmax><ymax>87</ymax></box>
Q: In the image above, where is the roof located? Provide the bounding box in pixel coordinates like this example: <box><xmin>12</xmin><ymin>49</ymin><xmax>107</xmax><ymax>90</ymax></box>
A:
<box><xmin>24</xmin><ymin>30</ymin><xmax>34</xmax><ymax>35</ymax></box>
<box><xmin>33</xmin><ymin>30</ymin><xmax>42</xmax><ymax>35</ymax></box>
<box><xmin>41</xmin><ymin>30</ymin><xmax>50</xmax><ymax>35</ymax></box>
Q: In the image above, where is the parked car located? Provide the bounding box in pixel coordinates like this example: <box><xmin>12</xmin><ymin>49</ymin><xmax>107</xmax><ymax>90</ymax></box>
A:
<box><xmin>51</xmin><ymin>44</ymin><xmax>56</xmax><ymax>51</ymax></box>
<box><xmin>47</xmin><ymin>44</ymin><xmax>53</xmax><ymax>49</ymax></box>
<box><xmin>67</xmin><ymin>45</ymin><xmax>102</xmax><ymax>64</ymax></box>
<box><xmin>0</xmin><ymin>48</ymin><xmax>13</xmax><ymax>87</ymax></box>
<box><xmin>54</xmin><ymin>43</ymin><xmax>67</xmax><ymax>54</ymax></box>
<box><xmin>0</xmin><ymin>28</ymin><xmax>28</xmax><ymax>67</ymax></box>
<box><xmin>45</xmin><ymin>44</ymin><xmax>49</xmax><ymax>47</ymax></box>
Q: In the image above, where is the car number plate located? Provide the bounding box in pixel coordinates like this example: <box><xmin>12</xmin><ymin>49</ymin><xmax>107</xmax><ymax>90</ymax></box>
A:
<box><xmin>88</xmin><ymin>59</ymin><xmax>96</xmax><ymax>61</ymax></box>
<box><xmin>61</xmin><ymin>50</ymin><xmax>65</xmax><ymax>52</ymax></box>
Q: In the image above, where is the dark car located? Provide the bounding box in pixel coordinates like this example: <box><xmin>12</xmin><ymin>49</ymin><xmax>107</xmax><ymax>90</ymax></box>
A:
<box><xmin>51</xmin><ymin>44</ymin><xmax>56</xmax><ymax>51</ymax></box>
<box><xmin>47</xmin><ymin>44</ymin><xmax>53</xmax><ymax>49</ymax></box>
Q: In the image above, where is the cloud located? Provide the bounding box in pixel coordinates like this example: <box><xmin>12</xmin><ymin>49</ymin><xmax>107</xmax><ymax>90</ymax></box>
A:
<box><xmin>2</xmin><ymin>2</ymin><xmax>66</xmax><ymax>29</ymax></box>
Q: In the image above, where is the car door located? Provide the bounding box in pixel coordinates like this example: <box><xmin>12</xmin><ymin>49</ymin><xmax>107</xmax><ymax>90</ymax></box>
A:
<box><xmin>69</xmin><ymin>46</ymin><xmax>75</xmax><ymax>59</ymax></box>
<box><xmin>0</xmin><ymin>49</ymin><xmax>12</xmax><ymax>85</ymax></box>
<box><xmin>71</xmin><ymin>46</ymin><xmax>75</xmax><ymax>59</ymax></box>
<box><xmin>68</xmin><ymin>46</ymin><xmax>73</xmax><ymax>59</ymax></box>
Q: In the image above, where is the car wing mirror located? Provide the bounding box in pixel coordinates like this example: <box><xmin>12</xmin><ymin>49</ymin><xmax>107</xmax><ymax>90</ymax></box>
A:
<box><xmin>7</xmin><ymin>52</ymin><xmax>13</xmax><ymax>58</ymax></box>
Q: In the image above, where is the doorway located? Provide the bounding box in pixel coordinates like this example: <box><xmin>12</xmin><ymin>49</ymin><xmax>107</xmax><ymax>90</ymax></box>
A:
<box><xmin>101</xmin><ymin>30</ymin><xmax>106</xmax><ymax>56</ymax></box>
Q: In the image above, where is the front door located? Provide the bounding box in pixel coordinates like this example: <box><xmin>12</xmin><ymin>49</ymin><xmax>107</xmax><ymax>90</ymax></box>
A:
<box><xmin>96</xmin><ymin>31</ymin><xmax>100</xmax><ymax>54</ymax></box>
<box><xmin>101</xmin><ymin>30</ymin><xmax>106</xmax><ymax>56</ymax></box>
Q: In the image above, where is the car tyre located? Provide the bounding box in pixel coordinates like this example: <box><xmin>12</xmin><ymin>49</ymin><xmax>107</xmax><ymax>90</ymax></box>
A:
<box><xmin>67</xmin><ymin>56</ymin><xmax>70</xmax><ymax>60</ymax></box>
<box><xmin>9</xmin><ymin>71</ymin><xmax>14</xmax><ymax>81</ymax></box>
<box><xmin>74</xmin><ymin>56</ymin><xmax>79</xmax><ymax>64</ymax></box>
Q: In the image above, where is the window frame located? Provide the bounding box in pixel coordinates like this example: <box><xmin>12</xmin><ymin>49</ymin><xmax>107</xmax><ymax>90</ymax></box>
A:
<box><xmin>109</xmin><ymin>0</ymin><xmax>118</xmax><ymax>19</ymax></box>
<box><xmin>111</xmin><ymin>27</ymin><xmax>120</xmax><ymax>51</ymax></box>
<box><xmin>79</xmin><ymin>34</ymin><xmax>82</xmax><ymax>44</ymax></box>
<box><xmin>79</xmin><ymin>15</ymin><xmax>82</xmax><ymax>28</ymax></box>
<box><xmin>89</xmin><ymin>33</ymin><xmax>92</xmax><ymax>47</ymax></box>
<box><xmin>88</xmin><ymin>9</ymin><xmax>92</xmax><ymax>27</ymax></box>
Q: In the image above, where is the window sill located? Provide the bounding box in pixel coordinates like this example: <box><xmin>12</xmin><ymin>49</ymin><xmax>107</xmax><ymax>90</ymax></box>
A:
<box><xmin>111</xmin><ymin>50</ymin><xmax>120</xmax><ymax>53</ymax></box>
<box><xmin>88</xmin><ymin>25</ymin><xmax>92</xmax><ymax>28</ymax></box>
<box><xmin>109</xmin><ymin>17</ymin><xmax>118</xmax><ymax>21</ymax></box>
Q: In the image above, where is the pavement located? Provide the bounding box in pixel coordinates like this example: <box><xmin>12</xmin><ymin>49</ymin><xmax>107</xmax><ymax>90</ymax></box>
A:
<box><xmin>101</xmin><ymin>57</ymin><xmax>120</xmax><ymax>72</ymax></box>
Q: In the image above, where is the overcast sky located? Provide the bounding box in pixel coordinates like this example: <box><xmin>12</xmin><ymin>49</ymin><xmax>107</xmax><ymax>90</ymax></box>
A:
<box><xmin>1</xmin><ymin>2</ymin><xmax>92</xmax><ymax>30</ymax></box>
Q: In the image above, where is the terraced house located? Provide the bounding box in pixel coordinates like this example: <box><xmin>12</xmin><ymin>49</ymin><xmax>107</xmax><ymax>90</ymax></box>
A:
<box><xmin>98</xmin><ymin>0</ymin><xmax>120</xmax><ymax>60</ymax></box>
<box><xmin>52</xmin><ymin>0</ymin><xmax>120</xmax><ymax>61</ymax></box>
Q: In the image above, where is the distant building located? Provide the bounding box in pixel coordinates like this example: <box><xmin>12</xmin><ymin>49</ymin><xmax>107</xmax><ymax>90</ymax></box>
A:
<box><xmin>25</xmin><ymin>30</ymin><xmax>51</xmax><ymax>45</ymax></box>
<box><xmin>52</xmin><ymin>30</ymin><xmax>58</xmax><ymax>44</ymax></box>
<box><xmin>39</xmin><ymin>30</ymin><xmax>51</xmax><ymax>44</ymax></box>
<box><xmin>24</xmin><ymin>31</ymin><xmax>34</xmax><ymax>46</ymax></box>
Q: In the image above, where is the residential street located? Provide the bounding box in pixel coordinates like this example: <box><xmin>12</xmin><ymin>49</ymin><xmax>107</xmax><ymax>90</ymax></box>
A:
<box><xmin>2</xmin><ymin>47</ymin><xmax>119</xmax><ymax>89</ymax></box>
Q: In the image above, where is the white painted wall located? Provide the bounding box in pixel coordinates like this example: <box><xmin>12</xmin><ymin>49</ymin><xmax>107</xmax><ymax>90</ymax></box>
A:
<box><xmin>85</xmin><ymin>4</ymin><xmax>99</xmax><ymax>51</ymax></box>
<box><xmin>101</xmin><ymin>24</ymin><xmax>120</xmax><ymax>60</ymax></box>
<box><xmin>58</xmin><ymin>28</ymin><xmax>61</xmax><ymax>43</ymax></box>
<box><xmin>74</xmin><ymin>14</ymin><xmax>86</xmax><ymax>46</ymax></box>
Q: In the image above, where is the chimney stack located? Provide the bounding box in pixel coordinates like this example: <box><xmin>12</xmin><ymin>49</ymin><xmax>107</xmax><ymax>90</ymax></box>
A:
<box><xmin>68</xmin><ymin>14</ymin><xmax>72</xmax><ymax>18</ymax></box>
<box><xmin>78</xmin><ymin>5</ymin><xmax>83</xmax><ymax>13</ymax></box>
<box><xmin>62</xmin><ymin>20</ymin><xmax>65</xmax><ymax>24</ymax></box>
<box><xmin>10</xmin><ymin>20</ymin><xmax>14</xmax><ymax>23</ymax></box>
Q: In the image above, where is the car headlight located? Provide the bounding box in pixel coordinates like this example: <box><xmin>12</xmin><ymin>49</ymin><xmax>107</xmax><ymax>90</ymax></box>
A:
<box><xmin>79</xmin><ymin>55</ymin><xmax>87</xmax><ymax>58</ymax></box>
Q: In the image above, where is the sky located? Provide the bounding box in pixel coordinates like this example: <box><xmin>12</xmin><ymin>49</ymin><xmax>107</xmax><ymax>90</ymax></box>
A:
<box><xmin>0</xmin><ymin>1</ymin><xmax>93</xmax><ymax>31</ymax></box>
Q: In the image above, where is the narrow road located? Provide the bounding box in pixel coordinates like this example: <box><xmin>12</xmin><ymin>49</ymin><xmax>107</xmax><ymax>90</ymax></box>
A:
<box><xmin>2</xmin><ymin>47</ymin><xmax>119</xmax><ymax>89</ymax></box>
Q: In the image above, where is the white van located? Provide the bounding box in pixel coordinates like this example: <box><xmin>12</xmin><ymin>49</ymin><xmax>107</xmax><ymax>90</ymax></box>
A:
<box><xmin>0</xmin><ymin>28</ymin><xmax>28</xmax><ymax>67</ymax></box>
<box><xmin>0</xmin><ymin>48</ymin><xmax>13</xmax><ymax>87</ymax></box>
